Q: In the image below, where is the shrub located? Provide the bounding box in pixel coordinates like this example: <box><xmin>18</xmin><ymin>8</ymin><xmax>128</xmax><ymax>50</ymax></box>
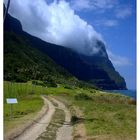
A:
<box><xmin>74</xmin><ymin>93</ymin><xmax>92</xmax><ymax>100</ymax></box>
<box><xmin>64</xmin><ymin>85</ymin><xmax>73</xmax><ymax>89</ymax></box>
<box><xmin>128</xmin><ymin>99</ymin><xmax>136</xmax><ymax>105</ymax></box>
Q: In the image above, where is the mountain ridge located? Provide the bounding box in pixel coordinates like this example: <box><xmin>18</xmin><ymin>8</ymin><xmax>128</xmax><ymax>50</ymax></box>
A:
<box><xmin>4</xmin><ymin>11</ymin><xmax>127</xmax><ymax>90</ymax></box>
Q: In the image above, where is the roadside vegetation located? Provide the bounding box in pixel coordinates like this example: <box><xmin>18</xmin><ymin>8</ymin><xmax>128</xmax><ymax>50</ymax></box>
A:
<box><xmin>53</xmin><ymin>92</ymin><xmax>136</xmax><ymax>140</ymax></box>
<box><xmin>4</xmin><ymin>81</ymin><xmax>44</xmax><ymax>133</ymax></box>
<box><xmin>4</xmin><ymin>81</ymin><xmax>136</xmax><ymax>140</ymax></box>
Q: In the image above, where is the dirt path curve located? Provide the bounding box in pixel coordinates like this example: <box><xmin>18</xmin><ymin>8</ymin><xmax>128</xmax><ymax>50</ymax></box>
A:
<box><xmin>51</xmin><ymin>97</ymin><xmax>73</xmax><ymax>140</ymax></box>
<box><xmin>15</xmin><ymin>96</ymin><xmax>55</xmax><ymax>140</ymax></box>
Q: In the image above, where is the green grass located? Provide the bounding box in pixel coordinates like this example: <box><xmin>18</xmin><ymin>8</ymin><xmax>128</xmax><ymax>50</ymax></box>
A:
<box><xmin>4</xmin><ymin>81</ymin><xmax>45</xmax><ymax>133</ymax></box>
<box><xmin>4</xmin><ymin>95</ymin><xmax>43</xmax><ymax>120</ymax></box>
<box><xmin>48</xmin><ymin>89</ymin><xmax>136</xmax><ymax>139</ymax></box>
<box><xmin>4</xmin><ymin>95</ymin><xmax>44</xmax><ymax>132</ymax></box>
<box><xmin>4</xmin><ymin>81</ymin><xmax>48</xmax><ymax>101</ymax></box>
<box><xmin>4</xmin><ymin>81</ymin><xmax>136</xmax><ymax>139</ymax></box>
<box><xmin>75</xmin><ymin>100</ymin><xmax>136</xmax><ymax>136</ymax></box>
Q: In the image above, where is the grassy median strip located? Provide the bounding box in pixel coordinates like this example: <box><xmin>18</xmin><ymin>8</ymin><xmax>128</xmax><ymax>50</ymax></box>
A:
<box><xmin>36</xmin><ymin>108</ymin><xmax>65</xmax><ymax>140</ymax></box>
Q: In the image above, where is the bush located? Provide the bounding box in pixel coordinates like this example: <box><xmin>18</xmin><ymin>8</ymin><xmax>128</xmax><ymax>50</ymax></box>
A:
<box><xmin>64</xmin><ymin>85</ymin><xmax>73</xmax><ymax>89</ymax></box>
<box><xmin>128</xmin><ymin>99</ymin><xmax>136</xmax><ymax>105</ymax></box>
<box><xmin>74</xmin><ymin>93</ymin><xmax>92</xmax><ymax>100</ymax></box>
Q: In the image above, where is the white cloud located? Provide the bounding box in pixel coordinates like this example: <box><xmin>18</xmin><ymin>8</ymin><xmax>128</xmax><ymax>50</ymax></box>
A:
<box><xmin>115</xmin><ymin>6</ymin><xmax>132</xmax><ymax>19</ymax></box>
<box><xmin>107</xmin><ymin>50</ymin><xmax>132</xmax><ymax>66</ymax></box>
<box><xmin>7</xmin><ymin>0</ymin><xmax>104</xmax><ymax>55</ymax></box>
<box><xmin>96</xmin><ymin>19</ymin><xmax>118</xmax><ymax>27</ymax></box>
<box><xmin>70</xmin><ymin>0</ymin><xmax>93</xmax><ymax>11</ymax></box>
<box><xmin>104</xmin><ymin>20</ymin><xmax>118</xmax><ymax>26</ymax></box>
<box><xmin>5</xmin><ymin>0</ymin><xmax>133</xmax><ymax>70</ymax></box>
<box><xmin>92</xmin><ymin>0</ymin><xmax>118</xmax><ymax>9</ymax></box>
<box><xmin>70</xmin><ymin>0</ymin><xmax>118</xmax><ymax>11</ymax></box>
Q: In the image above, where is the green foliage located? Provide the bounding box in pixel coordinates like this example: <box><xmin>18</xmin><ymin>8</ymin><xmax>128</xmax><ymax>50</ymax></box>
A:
<box><xmin>4</xmin><ymin>81</ymin><xmax>45</xmax><ymax>131</ymax></box>
<box><xmin>4</xmin><ymin>81</ymin><xmax>48</xmax><ymax>102</ymax></box>
<box><xmin>4</xmin><ymin>32</ymin><xmax>77</xmax><ymax>86</ymax></box>
<box><xmin>74</xmin><ymin>93</ymin><xmax>92</xmax><ymax>100</ymax></box>
<box><xmin>4</xmin><ymin>31</ymin><xmax>126</xmax><ymax>90</ymax></box>
<box><xmin>64</xmin><ymin>85</ymin><xmax>74</xmax><ymax>89</ymax></box>
<box><xmin>51</xmin><ymin>90</ymin><xmax>135</xmax><ymax>139</ymax></box>
<box><xmin>4</xmin><ymin>32</ymin><xmax>104</xmax><ymax>90</ymax></box>
<box><xmin>4</xmin><ymin>95</ymin><xmax>43</xmax><ymax>120</ymax></box>
<box><xmin>4</xmin><ymin>81</ymin><xmax>135</xmax><ymax>139</ymax></box>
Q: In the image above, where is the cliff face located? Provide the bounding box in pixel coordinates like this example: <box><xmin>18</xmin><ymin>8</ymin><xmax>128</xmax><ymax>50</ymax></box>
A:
<box><xmin>4</xmin><ymin>13</ymin><xmax>76</xmax><ymax>84</ymax></box>
<box><xmin>4</xmin><ymin>12</ymin><xmax>127</xmax><ymax>90</ymax></box>
<box><xmin>27</xmin><ymin>40</ymin><xmax>126</xmax><ymax>89</ymax></box>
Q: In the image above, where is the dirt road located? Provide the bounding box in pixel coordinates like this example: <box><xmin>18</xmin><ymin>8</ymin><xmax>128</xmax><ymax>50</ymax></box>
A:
<box><xmin>10</xmin><ymin>95</ymin><xmax>73</xmax><ymax>140</ymax></box>
<box><xmin>15</xmin><ymin>96</ymin><xmax>55</xmax><ymax>140</ymax></box>
<box><xmin>51</xmin><ymin>98</ymin><xmax>73</xmax><ymax>140</ymax></box>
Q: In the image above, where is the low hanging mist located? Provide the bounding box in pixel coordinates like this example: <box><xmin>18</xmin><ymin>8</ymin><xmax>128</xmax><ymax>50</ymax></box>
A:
<box><xmin>6</xmin><ymin>0</ymin><xmax>105</xmax><ymax>55</ymax></box>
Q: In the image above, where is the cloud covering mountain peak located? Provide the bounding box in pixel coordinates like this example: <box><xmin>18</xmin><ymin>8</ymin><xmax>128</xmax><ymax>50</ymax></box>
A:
<box><xmin>5</xmin><ymin>0</ymin><xmax>104</xmax><ymax>55</ymax></box>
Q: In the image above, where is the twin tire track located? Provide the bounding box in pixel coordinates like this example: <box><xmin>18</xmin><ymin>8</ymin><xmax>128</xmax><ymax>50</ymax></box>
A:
<box><xmin>14</xmin><ymin>95</ymin><xmax>73</xmax><ymax>140</ymax></box>
<box><xmin>51</xmin><ymin>98</ymin><xmax>73</xmax><ymax>140</ymax></box>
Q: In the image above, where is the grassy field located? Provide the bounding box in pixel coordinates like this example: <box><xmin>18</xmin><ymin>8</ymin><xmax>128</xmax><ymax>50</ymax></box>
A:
<box><xmin>74</xmin><ymin>98</ymin><xmax>135</xmax><ymax>139</ymax></box>
<box><xmin>4</xmin><ymin>81</ymin><xmax>48</xmax><ymax>100</ymax></box>
<box><xmin>49</xmin><ymin>89</ymin><xmax>136</xmax><ymax>139</ymax></box>
<box><xmin>4</xmin><ymin>81</ymin><xmax>136</xmax><ymax>139</ymax></box>
<box><xmin>4</xmin><ymin>81</ymin><xmax>45</xmax><ymax>133</ymax></box>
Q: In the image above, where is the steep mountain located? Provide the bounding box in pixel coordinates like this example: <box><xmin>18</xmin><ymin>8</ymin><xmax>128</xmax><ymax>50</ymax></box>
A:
<box><xmin>4</xmin><ymin>14</ymin><xmax>78</xmax><ymax>86</ymax></box>
<box><xmin>4</xmin><ymin>12</ymin><xmax>127</xmax><ymax>89</ymax></box>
